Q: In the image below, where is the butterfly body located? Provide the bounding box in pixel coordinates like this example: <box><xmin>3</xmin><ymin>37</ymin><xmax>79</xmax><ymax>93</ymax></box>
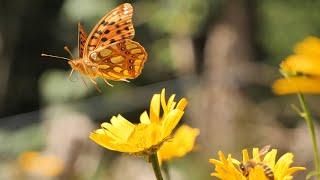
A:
<box><xmin>43</xmin><ymin>3</ymin><xmax>147</xmax><ymax>90</ymax></box>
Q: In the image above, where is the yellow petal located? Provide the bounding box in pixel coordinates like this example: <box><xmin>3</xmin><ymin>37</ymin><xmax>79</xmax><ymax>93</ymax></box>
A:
<box><xmin>242</xmin><ymin>149</ymin><xmax>250</xmax><ymax>163</ymax></box>
<box><xmin>176</xmin><ymin>98</ymin><xmax>188</xmax><ymax>111</ymax></box>
<box><xmin>140</xmin><ymin>111</ymin><xmax>151</xmax><ymax>124</ymax></box>
<box><xmin>274</xmin><ymin>153</ymin><xmax>294</xmax><ymax>178</ymax></box>
<box><xmin>281</xmin><ymin>54</ymin><xmax>320</xmax><ymax>76</ymax></box>
<box><xmin>161</xmin><ymin>109</ymin><xmax>184</xmax><ymax>138</ymax></box>
<box><xmin>101</xmin><ymin>120</ymin><xmax>129</xmax><ymax>141</ymax></box>
<box><xmin>160</xmin><ymin>88</ymin><xmax>168</xmax><ymax>114</ymax></box>
<box><xmin>150</xmin><ymin>94</ymin><xmax>160</xmax><ymax>122</ymax></box>
<box><xmin>248</xmin><ymin>166</ymin><xmax>268</xmax><ymax>180</ymax></box>
<box><xmin>294</xmin><ymin>36</ymin><xmax>320</xmax><ymax>57</ymax></box>
<box><xmin>167</xmin><ymin>94</ymin><xmax>176</xmax><ymax>111</ymax></box>
<box><xmin>272</xmin><ymin>77</ymin><xmax>320</xmax><ymax>95</ymax></box>
<box><xmin>285</xmin><ymin>167</ymin><xmax>306</xmax><ymax>175</ymax></box>
<box><xmin>158</xmin><ymin>125</ymin><xmax>199</xmax><ymax>163</ymax></box>
<box><xmin>115</xmin><ymin>114</ymin><xmax>135</xmax><ymax>129</ymax></box>
<box><xmin>263</xmin><ymin>149</ymin><xmax>277</xmax><ymax>168</ymax></box>
<box><xmin>252</xmin><ymin>148</ymin><xmax>260</xmax><ymax>162</ymax></box>
<box><xmin>90</xmin><ymin>129</ymin><xmax>139</xmax><ymax>152</ymax></box>
<box><xmin>89</xmin><ymin>132</ymin><xmax>122</xmax><ymax>151</ymax></box>
<box><xmin>99</xmin><ymin>123</ymin><xmax>122</xmax><ymax>140</ymax></box>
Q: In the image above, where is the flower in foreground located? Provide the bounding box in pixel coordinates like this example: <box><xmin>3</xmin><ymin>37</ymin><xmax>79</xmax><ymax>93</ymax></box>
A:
<box><xmin>89</xmin><ymin>89</ymin><xmax>188</xmax><ymax>155</ymax></box>
<box><xmin>18</xmin><ymin>151</ymin><xmax>64</xmax><ymax>177</ymax></box>
<box><xmin>157</xmin><ymin>124</ymin><xmax>199</xmax><ymax>164</ymax></box>
<box><xmin>272</xmin><ymin>36</ymin><xmax>320</xmax><ymax>95</ymax></box>
<box><xmin>209</xmin><ymin>147</ymin><xmax>305</xmax><ymax>180</ymax></box>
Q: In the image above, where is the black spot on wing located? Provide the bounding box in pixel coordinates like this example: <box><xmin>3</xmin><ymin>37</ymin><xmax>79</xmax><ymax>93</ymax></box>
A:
<box><xmin>101</xmin><ymin>20</ymin><xmax>108</xmax><ymax>26</ymax></box>
<box><xmin>96</xmin><ymin>30</ymin><xmax>103</xmax><ymax>35</ymax></box>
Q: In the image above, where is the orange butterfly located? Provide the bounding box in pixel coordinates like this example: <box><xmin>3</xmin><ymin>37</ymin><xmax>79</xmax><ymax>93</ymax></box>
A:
<box><xmin>42</xmin><ymin>3</ymin><xmax>147</xmax><ymax>92</ymax></box>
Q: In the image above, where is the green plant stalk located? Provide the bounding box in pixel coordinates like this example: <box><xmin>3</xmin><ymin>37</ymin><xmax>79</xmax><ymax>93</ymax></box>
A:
<box><xmin>297</xmin><ymin>93</ymin><xmax>320</xmax><ymax>178</ymax></box>
<box><xmin>162</xmin><ymin>162</ymin><xmax>171</xmax><ymax>180</ymax></box>
<box><xmin>150</xmin><ymin>153</ymin><xmax>164</xmax><ymax>180</ymax></box>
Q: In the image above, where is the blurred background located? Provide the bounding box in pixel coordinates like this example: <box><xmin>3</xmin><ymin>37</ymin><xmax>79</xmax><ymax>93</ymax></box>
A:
<box><xmin>1</xmin><ymin>0</ymin><xmax>320</xmax><ymax>179</ymax></box>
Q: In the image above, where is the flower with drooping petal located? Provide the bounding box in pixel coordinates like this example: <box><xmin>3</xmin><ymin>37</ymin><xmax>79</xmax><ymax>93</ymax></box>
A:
<box><xmin>157</xmin><ymin>125</ymin><xmax>199</xmax><ymax>164</ymax></box>
<box><xmin>209</xmin><ymin>147</ymin><xmax>305</xmax><ymax>180</ymax></box>
<box><xmin>19</xmin><ymin>151</ymin><xmax>64</xmax><ymax>177</ymax></box>
<box><xmin>89</xmin><ymin>89</ymin><xmax>188</xmax><ymax>155</ymax></box>
<box><xmin>273</xmin><ymin>36</ymin><xmax>320</xmax><ymax>94</ymax></box>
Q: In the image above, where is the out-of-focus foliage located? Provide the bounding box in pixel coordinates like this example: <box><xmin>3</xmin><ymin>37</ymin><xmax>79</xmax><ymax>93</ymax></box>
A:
<box><xmin>144</xmin><ymin>0</ymin><xmax>210</xmax><ymax>36</ymax></box>
<box><xmin>39</xmin><ymin>70</ymin><xmax>91</xmax><ymax>103</ymax></box>
<box><xmin>258</xmin><ymin>0</ymin><xmax>320</xmax><ymax>63</ymax></box>
<box><xmin>0</xmin><ymin>125</ymin><xmax>43</xmax><ymax>157</ymax></box>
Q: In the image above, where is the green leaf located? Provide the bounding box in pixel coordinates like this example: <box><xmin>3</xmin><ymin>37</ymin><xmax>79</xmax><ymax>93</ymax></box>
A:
<box><xmin>306</xmin><ymin>170</ymin><xmax>320</xmax><ymax>180</ymax></box>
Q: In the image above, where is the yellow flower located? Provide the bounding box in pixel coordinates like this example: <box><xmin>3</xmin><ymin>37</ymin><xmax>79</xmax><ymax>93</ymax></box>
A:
<box><xmin>89</xmin><ymin>89</ymin><xmax>188</xmax><ymax>155</ymax></box>
<box><xmin>209</xmin><ymin>147</ymin><xmax>305</xmax><ymax>180</ymax></box>
<box><xmin>18</xmin><ymin>151</ymin><xmax>64</xmax><ymax>177</ymax></box>
<box><xmin>157</xmin><ymin>125</ymin><xmax>199</xmax><ymax>163</ymax></box>
<box><xmin>272</xmin><ymin>36</ymin><xmax>320</xmax><ymax>95</ymax></box>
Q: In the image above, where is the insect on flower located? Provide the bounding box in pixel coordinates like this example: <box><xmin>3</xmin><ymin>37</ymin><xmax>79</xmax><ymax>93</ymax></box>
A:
<box><xmin>42</xmin><ymin>3</ymin><xmax>148</xmax><ymax>92</ymax></box>
<box><xmin>239</xmin><ymin>145</ymin><xmax>274</xmax><ymax>180</ymax></box>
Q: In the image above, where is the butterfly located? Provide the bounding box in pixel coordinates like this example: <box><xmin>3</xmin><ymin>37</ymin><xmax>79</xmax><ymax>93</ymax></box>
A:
<box><xmin>42</xmin><ymin>3</ymin><xmax>148</xmax><ymax>92</ymax></box>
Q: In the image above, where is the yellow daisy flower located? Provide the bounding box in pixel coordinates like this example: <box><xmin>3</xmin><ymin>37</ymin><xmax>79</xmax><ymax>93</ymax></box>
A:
<box><xmin>272</xmin><ymin>36</ymin><xmax>320</xmax><ymax>95</ymax></box>
<box><xmin>89</xmin><ymin>89</ymin><xmax>188</xmax><ymax>155</ymax></box>
<box><xmin>157</xmin><ymin>125</ymin><xmax>199</xmax><ymax>164</ymax></box>
<box><xmin>209</xmin><ymin>147</ymin><xmax>305</xmax><ymax>180</ymax></box>
<box><xmin>18</xmin><ymin>151</ymin><xmax>64</xmax><ymax>177</ymax></box>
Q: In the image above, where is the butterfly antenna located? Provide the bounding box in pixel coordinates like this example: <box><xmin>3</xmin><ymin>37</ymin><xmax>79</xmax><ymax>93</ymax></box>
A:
<box><xmin>41</xmin><ymin>53</ymin><xmax>71</xmax><ymax>61</ymax></box>
<box><xmin>64</xmin><ymin>46</ymin><xmax>74</xmax><ymax>59</ymax></box>
<box><xmin>68</xmin><ymin>69</ymin><xmax>78</xmax><ymax>82</ymax></box>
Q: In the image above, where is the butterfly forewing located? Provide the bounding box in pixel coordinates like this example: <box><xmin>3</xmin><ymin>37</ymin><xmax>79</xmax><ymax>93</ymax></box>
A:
<box><xmin>84</xmin><ymin>3</ymin><xmax>135</xmax><ymax>54</ymax></box>
<box><xmin>92</xmin><ymin>39</ymin><xmax>147</xmax><ymax>80</ymax></box>
<box><xmin>78</xmin><ymin>22</ymin><xmax>88</xmax><ymax>58</ymax></box>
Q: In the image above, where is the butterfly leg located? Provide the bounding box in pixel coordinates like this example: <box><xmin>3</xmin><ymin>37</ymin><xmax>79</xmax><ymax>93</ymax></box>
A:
<box><xmin>103</xmin><ymin>79</ymin><xmax>114</xmax><ymax>87</ymax></box>
<box><xmin>89</xmin><ymin>78</ymin><xmax>102</xmax><ymax>93</ymax></box>
<box><xmin>120</xmin><ymin>79</ymin><xmax>130</xmax><ymax>83</ymax></box>
<box><xmin>79</xmin><ymin>74</ymin><xmax>89</xmax><ymax>89</ymax></box>
<box><xmin>68</xmin><ymin>69</ymin><xmax>78</xmax><ymax>82</ymax></box>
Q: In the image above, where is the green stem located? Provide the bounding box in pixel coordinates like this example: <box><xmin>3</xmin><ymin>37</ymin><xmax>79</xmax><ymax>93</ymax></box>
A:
<box><xmin>149</xmin><ymin>153</ymin><xmax>164</xmax><ymax>180</ymax></box>
<box><xmin>162</xmin><ymin>162</ymin><xmax>171</xmax><ymax>180</ymax></box>
<box><xmin>297</xmin><ymin>93</ymin><xmax>320</xmax><ymax>178</ymax></box>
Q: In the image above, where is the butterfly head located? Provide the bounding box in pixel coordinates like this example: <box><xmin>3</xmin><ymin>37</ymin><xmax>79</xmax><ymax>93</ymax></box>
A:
<box><xmin>68</xmin><ymin>59</ymin><xmax>86</xmax><ymax>71</ymax></box>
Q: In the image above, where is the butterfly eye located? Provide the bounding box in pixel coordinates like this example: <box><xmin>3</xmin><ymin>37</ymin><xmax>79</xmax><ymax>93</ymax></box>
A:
<box><xmin>121</xmin><ymin>47</ymin><xmax>125</xmax><ymax>51</ymax></box>
<box><xmin>125</xmin><ymin>51</ymin><xmax>130</xmax><ymax>55</ymax></box>
<box><xmin>129</xmin><ymin>65</ymin><xmax>133</xmax><ymax>70</ymax></box>
<box><xmin>90</xmin><ymin>52</ymin><xmax>97</xmax><ymax>60</ymax></box>
<box><xmin>129</xmin><ymin>59</ymin><xmax>134</xmax><ymax>63</ymax></box>
<box><xmin>131</xmin><ymin>55</ymin><xmax>136</xmax><ymax>58</ymax></box>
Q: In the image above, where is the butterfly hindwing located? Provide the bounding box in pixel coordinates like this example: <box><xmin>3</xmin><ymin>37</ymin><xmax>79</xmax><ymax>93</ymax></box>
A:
<box><xmin>84</xmin><ymin>3</ymin><xmax>135</xmax><ymax>55</ymax></box>
<box><xmin>78</xmin><ymin>22</ymin><xmax>87</xmax><ymax>58</ymax></box>
<box><xmin>90</xmin><ymin>39</ymin><xmax>147</xmax><ymax>80</ymax></box>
